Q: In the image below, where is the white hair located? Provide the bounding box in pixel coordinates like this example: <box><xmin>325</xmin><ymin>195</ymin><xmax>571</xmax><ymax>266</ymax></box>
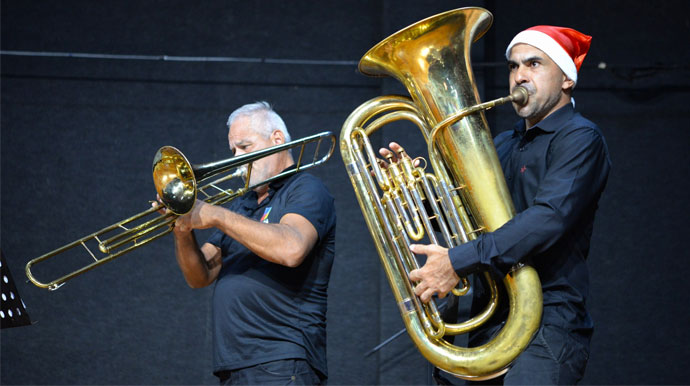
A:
<box><xmin>226</xmin><ymin>101</ymin><xmax>291</xmax><ymax>142</ymax></box>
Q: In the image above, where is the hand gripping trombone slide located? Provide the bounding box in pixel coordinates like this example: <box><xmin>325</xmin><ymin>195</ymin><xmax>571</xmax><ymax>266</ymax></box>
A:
<box><xmin>25</xmin><ymin>131</ymin><xmax>336</xmax><ymax>290</ymax></box>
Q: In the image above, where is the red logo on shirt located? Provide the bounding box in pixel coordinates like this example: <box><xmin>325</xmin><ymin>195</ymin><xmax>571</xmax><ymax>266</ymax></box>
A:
<box><xmin>520</xmin><ymin>165</ymin><xmax>527</xmax><ymax>174</ymax></box>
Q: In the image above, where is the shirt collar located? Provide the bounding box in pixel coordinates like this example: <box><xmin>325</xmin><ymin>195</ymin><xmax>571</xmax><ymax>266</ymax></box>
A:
<box><xmin>267</xmin><ymin>165</ymin><xmax>296</xmax><ymax>190</ymax></box>
<box><xmin>513</xmin><ymin>103</ymin><xmax>575</xmax><ymax>136</ymax></box>
<box><xmin>239</xmin><ymin>165</ymin><xmax>295</xmax><ymax>210</ymax></box>
<box><xmin>531</xmin><ymin>103</ymin><xmax>575</xmax><ymax>133</ymax></box>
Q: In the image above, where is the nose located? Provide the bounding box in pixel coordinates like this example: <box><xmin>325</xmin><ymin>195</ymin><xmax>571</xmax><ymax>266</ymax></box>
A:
<box><xmin>513</xmin><ymin>64</ymin><xmax>529</xmax><ymax>85</ymax></box>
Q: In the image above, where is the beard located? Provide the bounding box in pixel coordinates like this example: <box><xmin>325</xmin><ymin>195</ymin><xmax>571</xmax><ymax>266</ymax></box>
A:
<box><xmin>511</xmin><ymin>84</ymin><xmax>536</xmax><ymax>116</ymax></box>
<box><xmin>512</xmin><ymin>84</ymin><xmax>562</xmax><ymax>126</ymax></box>
<box><xmin>245</xmin><ymin>157</ymin><xmax>276</xmax><ymax>190</ymax></box>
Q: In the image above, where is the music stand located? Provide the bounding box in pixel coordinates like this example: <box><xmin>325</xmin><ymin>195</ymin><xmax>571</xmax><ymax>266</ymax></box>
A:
<box><xmin>1</xmin><ymin>250</ymin><xmax>32</xmax><ymax>328</ymax></box>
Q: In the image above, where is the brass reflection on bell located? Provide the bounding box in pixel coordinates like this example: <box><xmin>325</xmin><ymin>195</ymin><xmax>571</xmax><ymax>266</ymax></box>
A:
<box><xmin>153</xmin><ymin>146</ymin><xmax>197</xmax><ymax>215</ymax></box>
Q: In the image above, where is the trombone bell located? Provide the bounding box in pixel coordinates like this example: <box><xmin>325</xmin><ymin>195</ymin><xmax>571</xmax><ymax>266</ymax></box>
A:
<box><xmin>152</xmin><ymin>146</ymin><xmax>197</xmax><ymax>215</ymax></box>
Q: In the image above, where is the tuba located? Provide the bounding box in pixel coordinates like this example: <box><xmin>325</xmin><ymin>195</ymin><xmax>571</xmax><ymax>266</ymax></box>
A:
<box><xmin>339</xmin><ymin>7</ymin><xmax>542</xmax><ymax>380</ymax></box>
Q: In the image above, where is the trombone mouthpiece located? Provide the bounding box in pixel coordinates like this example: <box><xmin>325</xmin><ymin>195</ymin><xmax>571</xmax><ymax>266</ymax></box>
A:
<box><xmin>232</xmin><ymin>166</ymin><xmax>247</xmax><ymax>178</ymax></box>
<box><xmin>510</xmin><ymin>86</ymin><xmax>529</xmax><ymax>106</ymax></box>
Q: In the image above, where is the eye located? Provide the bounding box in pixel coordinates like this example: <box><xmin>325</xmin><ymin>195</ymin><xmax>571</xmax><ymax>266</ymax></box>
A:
<box><xmin>507</xmin><ymin>62</ymin><xmax>518</xmax><ymax>71</ymax></box>
<box><xmin>236</xmin><ymin>144</ymin><xmax>250</xmax><ymax>154</ymax></box>
<box><xmin>529</xmin><ymin>60</ymin><xmax>540</xmax><ymax>68</ymax></box>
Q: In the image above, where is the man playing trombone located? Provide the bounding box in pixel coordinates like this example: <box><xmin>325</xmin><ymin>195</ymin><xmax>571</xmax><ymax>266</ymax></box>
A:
<box><xmin>165</xmin><ymin>101</ymin><xmax>335</xmax><ymax>385</ymax></box>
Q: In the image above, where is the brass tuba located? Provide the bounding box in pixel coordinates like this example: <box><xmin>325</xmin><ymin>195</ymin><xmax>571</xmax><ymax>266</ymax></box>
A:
<box><xmin>339</xmin><ymin>7</ymin><xmax>542</xmax><ymax>380</ymax></box>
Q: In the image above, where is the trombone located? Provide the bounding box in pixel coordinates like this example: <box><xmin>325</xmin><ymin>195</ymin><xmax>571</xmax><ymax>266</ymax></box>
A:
<box><xmin>25</xmin><ymin>131</ymin><xmax>336</xmax><ymax>290</ymax></box>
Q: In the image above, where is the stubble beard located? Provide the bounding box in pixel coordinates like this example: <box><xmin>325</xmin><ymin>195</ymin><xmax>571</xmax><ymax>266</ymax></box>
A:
<box><xmin>513</xmin><ymin>86</ymin><xmax>561</xmax><ymax>127</ymax></box>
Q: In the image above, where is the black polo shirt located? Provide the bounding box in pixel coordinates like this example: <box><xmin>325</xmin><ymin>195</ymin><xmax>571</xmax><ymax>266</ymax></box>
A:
<box><xmin>207</xmin><ymin>171</ymin><xmax>336</xmax><ymax>379</ymax></box>
<box><xmin>449</xmin><ymin>103</ymin><xmax>611</xmax><ymax>332</ymax></box>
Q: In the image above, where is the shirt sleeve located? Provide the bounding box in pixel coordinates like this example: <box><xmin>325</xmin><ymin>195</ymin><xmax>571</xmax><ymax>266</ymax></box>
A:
<box><xmin>449</xmin><ymin>126</ymin><xmax>611</xmax><ymax>276</ymax></box>
<box><xmin>282</xmin><ymin>174</ymin><xmax>336</xmax><ymax>240</ymax></box>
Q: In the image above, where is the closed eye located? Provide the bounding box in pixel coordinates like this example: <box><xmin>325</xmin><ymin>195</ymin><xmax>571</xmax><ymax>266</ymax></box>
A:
<box><xmin>233</xmin><ymin>144</ymin><xmax>251</xmax><ymax>156</ymax></box>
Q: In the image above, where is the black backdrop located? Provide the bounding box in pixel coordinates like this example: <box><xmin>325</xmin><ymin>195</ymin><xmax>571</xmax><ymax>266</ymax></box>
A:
<box><xmin>2</xmin><ymin>1</ymin><xmax>689</xmax><ymax>385</ymax></box>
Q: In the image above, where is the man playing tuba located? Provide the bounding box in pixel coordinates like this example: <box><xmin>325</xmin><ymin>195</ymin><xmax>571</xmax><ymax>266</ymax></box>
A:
<box><xmin>385</xmin><ymin>25</ymin><xmax>611</xmax><ymax>384</ymax></box>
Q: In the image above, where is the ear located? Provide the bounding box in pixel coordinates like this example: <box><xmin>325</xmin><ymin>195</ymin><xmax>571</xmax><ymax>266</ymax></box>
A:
<box><xmin>270</xmin><ymin>129</ymin><xmax>285</xmax><ymax>145</ymax></box>
<box><xmin>562</xmin><ymin>76</ymin><xmax>575</xmax><ymax>92</ymax></box>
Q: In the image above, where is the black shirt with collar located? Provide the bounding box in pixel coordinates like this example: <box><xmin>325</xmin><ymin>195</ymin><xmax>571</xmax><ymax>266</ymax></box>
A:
<box><xmin>449</xmin><ymin>102</ymin><xmax>611</xmax><ymax>333</ymax></box>
<box><xmin>207</xmin><ymin>170</ymin><xmax>336</xmax><ymax>379</ymax></box>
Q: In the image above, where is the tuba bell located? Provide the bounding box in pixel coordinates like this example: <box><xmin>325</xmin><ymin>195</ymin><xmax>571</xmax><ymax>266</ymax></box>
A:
<box><xmin>339</xmin><ymin>7</ymin><xmax>542</xmax><ymax>380</ymax></box>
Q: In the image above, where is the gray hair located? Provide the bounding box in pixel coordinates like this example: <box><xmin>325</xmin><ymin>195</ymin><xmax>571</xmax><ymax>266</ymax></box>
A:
<box><xmin>226</xmin><ymin>101</ymin><xmax>291</xmax><ymax>142</ymax></box>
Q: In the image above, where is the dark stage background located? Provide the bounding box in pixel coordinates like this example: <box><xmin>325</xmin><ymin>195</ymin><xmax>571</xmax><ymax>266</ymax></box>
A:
<box><xmin>2</xmin><ymin>1</ymin><xmax>689</xmax><ymax>385</ymax></box>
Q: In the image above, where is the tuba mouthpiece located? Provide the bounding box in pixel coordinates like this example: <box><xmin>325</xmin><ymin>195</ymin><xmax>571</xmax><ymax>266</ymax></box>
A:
<box><xmin>510</xmin><ymin>86</ymin><xmax>529</xmax><ymax>106</ymax></box>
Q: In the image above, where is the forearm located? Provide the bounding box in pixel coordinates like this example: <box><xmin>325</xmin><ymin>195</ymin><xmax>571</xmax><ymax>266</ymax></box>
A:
<box><xmin>207</xmin><ymin>206</ymin><xmax>312</xmax><ymax>267</ymax></box>
<box><xmin>450</xmin><ymin>203</ymin><xmax>568</xmax><ymax>276</ymax></box>
<box><xmin>173</xmin><ymin>229</ymin><xmax>217</xmax><ymax>288</ymax></box>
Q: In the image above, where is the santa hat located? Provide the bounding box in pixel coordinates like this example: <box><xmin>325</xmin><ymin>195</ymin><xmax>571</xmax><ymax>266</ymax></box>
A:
<box><xmin>505</xmin><ymin>25</ymin><xmax>592</xmax><ymax>85</ymax></box>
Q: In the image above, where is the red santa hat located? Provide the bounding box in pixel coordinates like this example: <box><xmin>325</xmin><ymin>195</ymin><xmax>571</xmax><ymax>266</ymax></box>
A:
<box><xmin>505</xmin><ymin>25</ymin><xmax>592</xmax><ymax>85</ymax></box>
